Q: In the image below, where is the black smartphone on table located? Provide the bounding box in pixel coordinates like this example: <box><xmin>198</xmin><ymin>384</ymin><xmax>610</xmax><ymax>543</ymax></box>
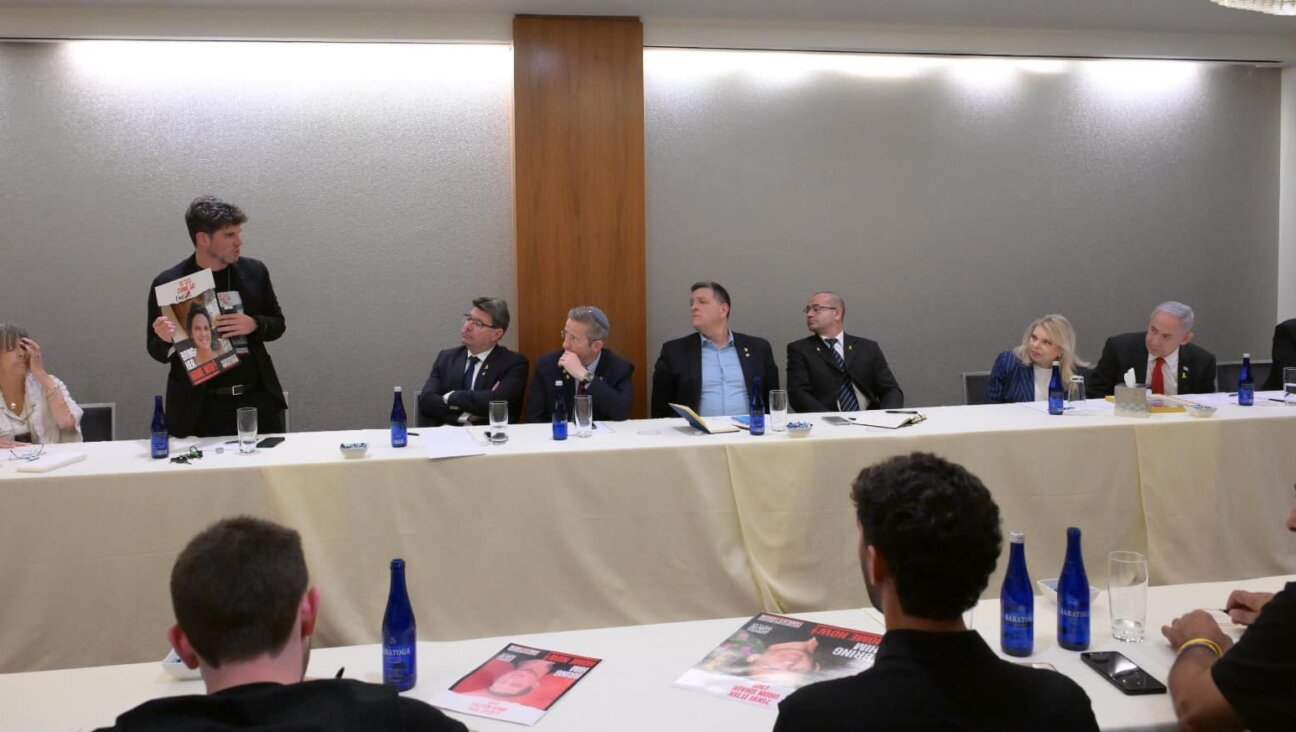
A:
<box><xmin>1080</xmin><ymin>651</ymin><xmax>1167</xmax><ymax>695</ymax></box>
<box><xmin>256</xmin><ymin>436</ymin><xmax>285</xmax><ymax>449</ymax></box>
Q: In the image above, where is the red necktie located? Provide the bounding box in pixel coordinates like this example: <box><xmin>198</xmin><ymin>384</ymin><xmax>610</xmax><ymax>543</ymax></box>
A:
<box><xmin>1150</xmin><ymin>357</ymin><xmax>1166</xmax><ymax>395</ymax></box>
<box><xmin>575</xmin><ymin>380</ymin><xmax>585</xmax><ymax>396</ymax></box>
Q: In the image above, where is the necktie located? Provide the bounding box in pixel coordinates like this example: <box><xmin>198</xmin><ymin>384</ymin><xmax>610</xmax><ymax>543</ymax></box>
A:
<box><xmin>575</xmin><ymin>379</ymin><xmax>585</xmax><ymax>396</ymax></box>
<box><xmin>462</xmin><ymin>356</ymin><xmax>480</xmax><ymax>390</ymax></box>
<box><xmin>1150</xmin><ymin>357</ymin><xmax>1166</xmax><ymax>395</ymax></box>
<box><xmin>824</xmin><ymin>338</ymin><xmax>861</xmax><ymax>411</ymax></box>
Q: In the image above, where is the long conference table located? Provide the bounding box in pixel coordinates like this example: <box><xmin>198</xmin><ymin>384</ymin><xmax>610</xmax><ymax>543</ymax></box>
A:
<box><xmin>3</xmin><ymin>394</ymin><xmax>1296</xmax><ymax>674</ymax></box>
<box><xmin>2</xmin><ymin>575</ymin><xmax>1290</xmax><ymax>731</ymax></box>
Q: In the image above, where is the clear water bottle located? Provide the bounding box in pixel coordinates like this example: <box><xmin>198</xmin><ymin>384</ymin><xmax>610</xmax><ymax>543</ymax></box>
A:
<box><xmin>1057</xmin><ymin>527</ymin><xmax>1091</xmax><ymax>651</ymax></box>
<box><xmin>749</xmin><ymin>376</ymin><xmax>765</xmax><ymax>436</ymax></box>
<box><xmin>390</xmin><ymin>386</ymin><xmax>407</xmax><ymax>448</ymax></box>
<box><xmin>552</xmin><ymin>380</ymin><xmax>568</xmax><ymax>441</ymax></box>
<box><xmin>382</xmin><ymin>558</ymin><xmax>417</xmax><ymax>690</ymax></box>
<box><xmin>150</xmin><ymin>395</ymin><xmax>169</xmax><ymax>459</ymax></box>
<box><xmin>1238</xmin><ymin>353</ymin><xmax>1254</xmax><ymax>407</ymax></box>
<box><xmin>1047</xmin><ymin>361</ymin><xmax>1064</xmax><ymax>415</ymax></box>
<box><xmin>1000</xmin><ymin>531</ymin><xmax>1034</xmax><ymax>657</ymax></box>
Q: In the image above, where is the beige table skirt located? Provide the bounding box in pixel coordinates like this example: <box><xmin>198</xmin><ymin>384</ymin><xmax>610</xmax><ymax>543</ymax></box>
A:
<box><xmin>3</xmin><ymin>404</ymin><xmax>1294</xmax><ymax>673</ymax></box>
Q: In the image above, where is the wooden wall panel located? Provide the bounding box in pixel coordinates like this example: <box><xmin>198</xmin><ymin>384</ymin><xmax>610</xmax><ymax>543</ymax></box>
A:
<box><xmin>513</xmin><ymin>15</ymin><xmax>647</xmax><ymax>418</ymax></box>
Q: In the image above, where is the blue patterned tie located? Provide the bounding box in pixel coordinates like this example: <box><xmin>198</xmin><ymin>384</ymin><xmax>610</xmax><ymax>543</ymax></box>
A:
<box><xmin>462</xmin><ymin>356</ymin><xmax>480</xmax><ymax>390</ymax></box>
<box><xmin>824</xmin><ymin>338</ymin><xmax>860</xmax><ymax>411</ymax></box>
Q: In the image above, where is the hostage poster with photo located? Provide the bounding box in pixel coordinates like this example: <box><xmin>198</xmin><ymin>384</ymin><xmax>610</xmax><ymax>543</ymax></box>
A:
<box><xmin>154</xmin><ymin>268</ymin><xmax>240</xmax><ymax>386</ymax></box>
<box><xmin>431</xmin><ymin>643</ymin><xmax>601</xmax><ymax>726</ymax></box>
<box><xmin>674</xmin><ymin>613</ymin><xmax>882</xmax><ymax>709</ymax></box>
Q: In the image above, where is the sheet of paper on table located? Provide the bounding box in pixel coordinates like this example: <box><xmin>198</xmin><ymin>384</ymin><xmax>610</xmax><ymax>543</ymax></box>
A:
<box><xmin>423</xmin><ymin>427</ymin><xmax>488</xmax><ymax>459</ymax></box>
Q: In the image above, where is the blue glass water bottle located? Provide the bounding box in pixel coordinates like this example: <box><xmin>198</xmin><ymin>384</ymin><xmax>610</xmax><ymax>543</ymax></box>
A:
<box><xmin>1047</xmin><ymin>361</ymin><xmax>1064</xmax><ymax>415</ymax></box>
<box><xmin>1000</xmin><ymin>530</ymin><xmax>1034</xmax><ymax>657</ymax></box>
<box><xmin>1238</xmin><ymin>353</ymin><xmax>1254</xmax><ymax>407</ymax></box>
<box><xmin>150</xmin><ymin>395</ymin><xmax>169</xmax><ymax>459</ymax></box>
<box><xmin>749</xmin><ymin>376</ymin><xmax>765</xmax><ymax>436</ymax></box>
<box><xmin>390</xmin><ymin>386</ymin><xmax>408</xmax><ymax>447</ymax></box>
<box><xmin>382</xmin><ymin>558</ymin><xmax>417</xmax><ymax>690</ymax></box>
<box><xmin>552</xmin><ymin>380</ymin><xmax>568</xmax><ymax>440</ymax></box>
<box><xmin>1057</xmin><ymin>527</ymin><xmax>1091</xmax><ymax>651</ymax></box>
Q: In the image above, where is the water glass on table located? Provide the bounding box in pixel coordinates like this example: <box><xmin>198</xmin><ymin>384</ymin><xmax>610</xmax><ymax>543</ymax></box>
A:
<box><xmin>573</xmin><ymin>394</ymin><xmax>593</xmax><ymax>438</ymax></box>
<box><xmin>1284</xmin><ymin>367</ymin><xmax>1296</xmax><ymax>405</ymax></box>
<box><xmin>769</xmin><ymin>389</ymin><xmax>789</xmax><ymax>432</ymax></box>
<box><xmin>1108</xmin><ymin>550</ymin><xmax>1148</xmax><ymax>642</ymax></box>
<box><xmin>237</xmin><ymin>407</ymin><xmax>258</xmax><ymax>454</ymax></box>
<box><xmin>488</xmin><ymin>400</ymin><xmax>509</xmax><ymax>444</ymax></box>
<box><xmin>1067</xmin><ymin>375</ymin><xmax>1086</xmax><ymax>405</ymax></box>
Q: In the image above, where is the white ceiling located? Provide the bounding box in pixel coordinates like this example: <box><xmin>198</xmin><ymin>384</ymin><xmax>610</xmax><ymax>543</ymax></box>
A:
<box><xmin>5</xmin><ymin>0</ymin><xmax>1296</xmax><ymax>37</ymax></box>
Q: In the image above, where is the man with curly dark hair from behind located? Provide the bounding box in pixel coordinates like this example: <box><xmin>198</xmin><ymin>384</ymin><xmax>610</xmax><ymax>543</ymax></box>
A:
<box><xmin>774</xmin><ymin>452</ymin><xmax>1099</xmax><ymax>731</ymax></box>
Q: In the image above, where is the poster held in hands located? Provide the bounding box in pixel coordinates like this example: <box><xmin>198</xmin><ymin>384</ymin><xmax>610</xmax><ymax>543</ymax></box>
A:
<box><xmin>154</xmin><ymin>268</ymin><xmax>240</xmax><ymax>386</ymax></box>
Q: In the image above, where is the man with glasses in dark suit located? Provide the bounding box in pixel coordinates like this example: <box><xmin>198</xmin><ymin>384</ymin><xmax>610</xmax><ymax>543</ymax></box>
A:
<box><xmin>417</xmin><ymin>297</ymin><xmax>528</xmax><ymax>426</ymax></box>
<box><xmin>525</xmin><ymin>306</ymin><xmax>634</xmax><ymax>423</ymax></box>
<box><xmin>786</xmin><ymin>291</ymin><xmax>903</xmax><ymax>413</ymax></box>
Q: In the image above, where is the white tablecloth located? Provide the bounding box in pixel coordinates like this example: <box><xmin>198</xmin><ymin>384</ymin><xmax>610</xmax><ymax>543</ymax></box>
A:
<box><xmin>2</xmin><ymin>575</ymin><xmax>1289</xmax><ymax>732</ymax></box>
<box><xmin>3</xmin><ymin>396</ymin><xmax>1295</xmax><ymax>673</ymax></box>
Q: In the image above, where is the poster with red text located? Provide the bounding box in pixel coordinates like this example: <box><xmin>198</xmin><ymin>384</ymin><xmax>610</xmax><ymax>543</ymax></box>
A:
<box><xmin>431</xmin><ymin>644</ymin><xmax>601</xmax><ymax>726</ymax></box>
<box><xmin>674</xmin><ymin>613</ymin><xmax>882</xmax><ymax>709</ymax></box>
<box><xmin>154</xmin><ymin>269</ymin><xmax>240</xmax><ymax>386</ymax></box>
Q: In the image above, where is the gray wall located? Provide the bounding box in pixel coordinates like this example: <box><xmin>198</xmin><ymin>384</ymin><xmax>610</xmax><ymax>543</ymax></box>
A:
<box><xmin>0</xmin><ymin>40</ymin><xmax>515</xmax><ymax>437</ymax></box>
<box><xmin>645</xmin><ymin>51</ymin><xmax>1280</xmax><ymax>406</ymax></box>
<box><xmin>2</xmin><ymin>43</ymin><xmax>1282</xmax><ymax>437</ymax></box>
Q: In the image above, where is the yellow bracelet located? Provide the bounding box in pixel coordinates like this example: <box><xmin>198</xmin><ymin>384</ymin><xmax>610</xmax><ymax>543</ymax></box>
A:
<box><xmin>1179</xmin><ymin>638</ymin><xmax>1223</xmax><ymax>658</ymax></box>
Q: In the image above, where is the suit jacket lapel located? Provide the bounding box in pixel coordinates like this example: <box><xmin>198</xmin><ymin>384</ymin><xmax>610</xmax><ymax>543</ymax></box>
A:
<box><xmin>735</xmin><ymin>333</ymin><xmax>760</xmax><ymax>389</ymax></box>
<box><xmin>476</xmin><ymin>348</ymin><xmax>503</xmax><ymax>390</ymax></box>
<box><xmin>842</xmin><ymin>335</ymin><xmax>860</xmax><ymax>371</ymax></box>
<box><xmin>812</xmin><ymin>337</ymin><xmax>845</xmax><ymax>374</ymax></box>
<box><xmin>450</xmin><ymin>347</ymin><xmax>469</xmax><ymax>389</ymax></box>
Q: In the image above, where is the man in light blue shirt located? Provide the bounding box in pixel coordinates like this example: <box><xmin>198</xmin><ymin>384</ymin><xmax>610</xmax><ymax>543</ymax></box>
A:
<box><xmin>651</xmin><ymin>281</ymin><xmax>780</xmax><ymax>418</ymax></box>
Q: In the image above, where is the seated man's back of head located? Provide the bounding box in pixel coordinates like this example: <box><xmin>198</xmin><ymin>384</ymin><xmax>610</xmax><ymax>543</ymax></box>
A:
<box><xmin>774</xmin><ymin>452</ymin><xmax>1099</xmax><ymax>732</ymax></box>
<box><xmin>95</xmin><ymin>516</ymin><xmax>466</xmax><ymax>732</ymax></box>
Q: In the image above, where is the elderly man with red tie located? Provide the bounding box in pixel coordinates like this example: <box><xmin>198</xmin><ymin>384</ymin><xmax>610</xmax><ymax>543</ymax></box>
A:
<box><xmin>1085</xmin><ymin>301</ymin><xmax>1217</xmax><ymax>398</ymax></box>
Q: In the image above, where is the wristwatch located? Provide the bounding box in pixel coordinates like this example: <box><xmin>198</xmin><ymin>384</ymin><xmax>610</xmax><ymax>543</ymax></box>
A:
<box><xmin>580</xmin><ymin>371</ymin><xmax>596</xmax><ymax>386</ymax></box>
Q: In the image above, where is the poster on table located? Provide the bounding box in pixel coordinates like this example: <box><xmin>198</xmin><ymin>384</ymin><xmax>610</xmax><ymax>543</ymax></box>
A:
<box><xmin>675</xmin><ymin>613</ymin><xmax>882</xmax><ymax>709</ymax></box>
<box><xmin>154</xmin><ymin>268</ymin><xmax>240</xmax><ymax>386</ymax></box>
<box><xmin>431</xmin><ymin>643</ymin><xmax>602</xmax><ymax>726</ymax></box>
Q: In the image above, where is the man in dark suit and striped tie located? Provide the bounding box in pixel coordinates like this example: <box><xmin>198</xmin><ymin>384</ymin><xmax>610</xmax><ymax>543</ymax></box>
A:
<box><xmin>417</xmin><ymin>297</ymin><xmax>529</xmax><ymax>426</ymax></box>
<box><xmin>785</xmin><ymin>291</ymin><xmax>904</xmax><ymax>413</ymax></box>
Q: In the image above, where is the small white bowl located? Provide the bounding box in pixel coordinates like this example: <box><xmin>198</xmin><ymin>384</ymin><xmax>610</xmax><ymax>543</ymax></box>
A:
<box><xmin>786</xmin><ymin>421</ymin><xmax>814</xmax><ymax>439</ymax></box>
<box><xmin>1038</xmin><ymin>577</ymin><xmax>1100</xmax><ymax>606</ymax></box>
<box><xmin>340</xmin><ymin>442</ymin><xmax>369</xmax><ymax>459</ymax></box>
<box><xmin>1186</xmin><ymin>404</ymin><xmax>1217</xmax><ymax>418</ymax></box>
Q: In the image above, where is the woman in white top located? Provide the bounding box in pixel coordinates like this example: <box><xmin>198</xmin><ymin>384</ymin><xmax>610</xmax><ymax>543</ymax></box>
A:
<box><xmin>0</xmin><ymin>324</ymin><xmax>83</xmax><ymax>448</ymax></box>
<box><xmin>985</xmin><ymin>314</ymin><xmax>1091</xmax><ymax>404</ymax></box>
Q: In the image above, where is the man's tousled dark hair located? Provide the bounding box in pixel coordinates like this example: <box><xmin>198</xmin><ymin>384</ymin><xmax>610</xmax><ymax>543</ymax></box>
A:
<box><xmin>186</xmin><ymin>195</ymin><xmax>248</xmax><ymax>246</ymax></box>
<box><xmin>170</xmin><ymin>516</ymin><xmax>308</xmax><ymax>668</ymax></box>
<box><xmin>691</xmin><ymin>281</ymin><xmax>732</xmax><ymax>316</ymax></box>
<box><xmin>852</xmin><ymin>452</ymin><xmax>1002</xmax><ymax>619</ymax></box>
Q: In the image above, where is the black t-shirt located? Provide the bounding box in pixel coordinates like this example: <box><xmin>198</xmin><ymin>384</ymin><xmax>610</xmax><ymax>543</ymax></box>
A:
<box><xmin>93</xmin><ymin>679</ymin><xmax>467</xmax><ymax>732</ymax></box>
<box><xmin>774</xmin><ymin>629</ymin><xmax>1099</xmax><ymax>732</ymax></box>
<box><xmin>1212</xmin><ymin>582</ymin><xmax>1296</xmax><ymax>732</ymax></box>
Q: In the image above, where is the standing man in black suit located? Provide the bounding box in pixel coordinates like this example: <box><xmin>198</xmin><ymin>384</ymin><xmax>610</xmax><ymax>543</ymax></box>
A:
<box><xmin>1086</xmin><ymin>301</ymin><xmax>1217</xmax><ymax>398</ymax></box>
<box><xmin>525</xmin><ymin>306</ymin><xmax>634</xmax><ymax>423</ymax></box>
<box><xmin>417</xmin><ymin>297</ymin><xmax>529</xmax><ymax>426</ymax></box>
<box><xmin>786</xmin><ymin>291</ymin><xmax>903</xmax><ymax>413</ymax></box>
<box><xmin>1260</xmin><ymin>318</ymin><xmax>1296</xmax><ymax>391</ymax></box>
<box><xmin>650</xmin><ymin>281</ymin><xmax>779</xmax><ymax>418</ymax></box>
<box><xmin>147</xmin><ymin>196</ymin><xmax>287</xmax><ymax>438</ymax></box>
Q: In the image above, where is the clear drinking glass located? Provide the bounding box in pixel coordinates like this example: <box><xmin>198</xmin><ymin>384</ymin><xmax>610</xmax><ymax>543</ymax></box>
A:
<box><xmin>236</xmin><ymin>407</ymin><xmax>258</xmax><ymax>454</ymax></box>
<box><xmin>573</xmin><ymin>395</ymin><xmax>593</xmax><ymax>438</ymax></box>
<box><xmin>488</xmin><ymin>400</ymin><xmax>509</xmax><ymax>444</ymax></box>
<box><xmin>1284</xmin><ymin>367</ymin><xmax>1296</xmax><ymax>405</ymax></box>
<box><xmin>1068</xmin><ymin>375</ymin><xmax>1086</xmax><ymax>404</ymax></box>
<box><xmin>1108</xmin><ymin>550</ymin><xmax>1148</xmax><ymax>642</ymax></box>
<box><xmin>768</xmin><ymin>389</ymin><xmax>789</xmax><ymax>432</ymax></box>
